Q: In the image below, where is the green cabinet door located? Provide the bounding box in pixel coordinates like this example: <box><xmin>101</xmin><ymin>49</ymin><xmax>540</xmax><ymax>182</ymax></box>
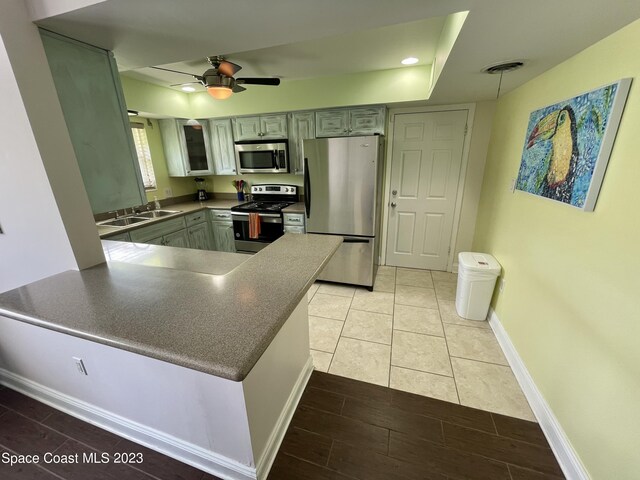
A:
<box><xmin>188</xmin><ymin>222</ymin><xmax>213</xmax><ymax>250</ymax></box>
<box><xmin>163</xmin><ymin>229</ymin><xmax>190</xmax><ymax>248</ymax></box>
<box><xmin>288</xmin><ymin>112</ymin><xmax>315</xmax><ymax>175</ymax></box>
<box><xmin>211</xmin><ymin>222</ymin><xmax>236</xmax><ymax>252</ymax></box>
<box><xmin>209</xmin><ymin>118</ymin><xmax>237</xmax><ymax>174</ymax></box>
<box><xmin>40</xmin><ymin>30</ymin><xmax>145</xmax><ymax>214</ymax></box>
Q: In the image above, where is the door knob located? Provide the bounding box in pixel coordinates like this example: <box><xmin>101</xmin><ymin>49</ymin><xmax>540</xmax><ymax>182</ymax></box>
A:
<box><xmin>391</xmin><ymin>202</ymin><xmax>397</xmax><ymax>208</ymax></box>
<box><xmin>392</xmin><ymin>190</ymin><xmax>397</xmax><ymax>196</ymax></box>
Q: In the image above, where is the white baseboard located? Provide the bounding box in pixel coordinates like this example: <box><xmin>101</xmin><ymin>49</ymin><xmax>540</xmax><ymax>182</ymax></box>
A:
<box><xmin>0</xmin><ymin>368</ymin><xmax>257</xmax><ymax>480</ymax></box>
<box><xmin>255</xmin><ymin>357</ymin><xmax>313</xmax><ymax>480</ymax></box>
<box><xmin>487</xmin><ymin>309</ymin><xmax>589</xmax><ymax>480</ymax></box>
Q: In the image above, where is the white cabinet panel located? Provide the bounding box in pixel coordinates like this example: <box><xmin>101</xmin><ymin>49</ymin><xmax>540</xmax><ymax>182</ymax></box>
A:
<box><xmin>159</xmin><ymin>119</ymin><xmax>214</xmax><ymax>176</ymax></box>
<box><xmin>208</xmin><ymin>118</ymin><xmax>237</xmax><ymax>175</ymax></box>
<box><xmin>288</xmin><ymin>112</ymin><xmax>315</xmax><ymax>175</ymax></box>
<box><xmin>233</xmin><ymin>114</ymin><xmax>288</xmax><ymax>140</ymax></box>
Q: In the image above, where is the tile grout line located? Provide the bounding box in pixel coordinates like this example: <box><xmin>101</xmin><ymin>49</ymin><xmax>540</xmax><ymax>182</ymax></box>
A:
<box><xmin>326</xmin><ymin>288</ymin><xmax>356</xmax><ymax>374</ymax></box>
<box><xmin>449</xmin><ymin>354</ymin><xmax>511</xmax><ymax>368</ymax></box>
<box><xmin>388</xmin><ymin>270</ymin><xmax>397</xmax><ymax>389</ymax></box>
<box><xmin>389</xmin><ymin>364</ymin><xmax>455</xmax><ymax>379</ymax></box>
<box><xmin>437</xmin><ymin>293</ymin><xmax>463</xmax><ymax>405</ymax></box>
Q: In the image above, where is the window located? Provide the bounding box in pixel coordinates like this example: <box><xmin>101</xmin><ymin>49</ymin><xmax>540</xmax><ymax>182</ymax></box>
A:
<box><xmin>131</xmin><ymin>122</ymin><xmax>157</xmax><ymax>190</ymax></box>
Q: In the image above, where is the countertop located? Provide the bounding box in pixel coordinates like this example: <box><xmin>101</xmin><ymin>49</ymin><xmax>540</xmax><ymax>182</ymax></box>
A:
<box><xmin>0</xmin><ymin>234</ymin><xmax>342</xmax><ymax>381</ymax></box>
<box><xmin>102</xmin><ymin>240</ymin><xmax>250</xmax><ymax>275</ymax></box>
<box><xmin>97</xmin><ymin>199</ymin><xmax>242</xmax><ymax>238</ymax></box>
<box><xmin>283</xmin><ymin>202</ymin><xmax>305</xmax><ymax>214</ymax></box>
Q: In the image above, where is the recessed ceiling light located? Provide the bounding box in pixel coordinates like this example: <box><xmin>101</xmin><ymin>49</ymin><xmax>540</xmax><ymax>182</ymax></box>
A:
<box><xmin>401</xmin><ymin>57</ymin><xmax>419</xmax><ymax>65</ymax></box>
<box><xmin>181</xmin><ymin>86</ymin><xmax>196</xmax><ymax>92</ymax></box>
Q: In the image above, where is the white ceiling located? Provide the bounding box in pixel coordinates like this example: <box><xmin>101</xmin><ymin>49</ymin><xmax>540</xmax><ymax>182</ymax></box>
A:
<box><xmin>32</xmin><ymin>0</ymin><xmax>640</xmax><ymax>104</ymax></box>
<box><xmin>124</xmin><ymin>16</ymin><xmax>446</xmax><ymax>92</ymax></box>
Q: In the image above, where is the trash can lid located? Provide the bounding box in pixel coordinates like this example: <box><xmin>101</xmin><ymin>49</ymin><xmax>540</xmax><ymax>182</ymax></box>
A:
<box><xmin>458</xmin><ymin>252</ymin><xmax>501</xmax><ymax>275</ymax></box>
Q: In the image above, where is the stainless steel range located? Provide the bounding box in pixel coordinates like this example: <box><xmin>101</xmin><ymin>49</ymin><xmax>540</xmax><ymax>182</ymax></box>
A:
<box><xmin>231</xmin><ymin>184</ymin><xmax>297</xmax><ymax>253</ymax></box>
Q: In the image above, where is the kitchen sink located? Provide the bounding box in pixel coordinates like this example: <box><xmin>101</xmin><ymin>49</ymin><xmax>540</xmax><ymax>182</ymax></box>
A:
<box><xmin>98</xmin><ymin>217</ymin><xmax>150</xmax><ymax>227</ymax></box>
<box><xmin>136</xmin><ymin>210</ymin><xmax>182</xmax><ymax>218</ymax></box>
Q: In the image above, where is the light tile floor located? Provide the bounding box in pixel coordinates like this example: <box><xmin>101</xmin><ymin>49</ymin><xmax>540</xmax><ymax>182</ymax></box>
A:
<box><xmin>307</xmin><ymin>266</ymin><xmax>536</xmax><ymax>421</ymax></box>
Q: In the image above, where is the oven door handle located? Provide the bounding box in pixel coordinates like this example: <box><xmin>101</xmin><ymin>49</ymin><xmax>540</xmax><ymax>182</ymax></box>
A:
<box><xmin>232</xmin><ymin>212</ymin><xmax>282</xmax><ymax>218</ymax></box>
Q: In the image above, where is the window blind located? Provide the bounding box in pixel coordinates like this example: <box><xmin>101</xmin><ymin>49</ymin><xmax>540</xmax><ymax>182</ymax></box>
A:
<box><xmin>130</xmin><ymin>123</ymin><xmax>157</xmax><ymax>190</ymax></box>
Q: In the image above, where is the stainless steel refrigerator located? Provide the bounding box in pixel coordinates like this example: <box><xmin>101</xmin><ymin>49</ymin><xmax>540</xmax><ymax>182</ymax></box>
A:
<box><xmin>303</xmin><ymin>135</ymin><xmax>384</xmax><ymax>289</ymax></box>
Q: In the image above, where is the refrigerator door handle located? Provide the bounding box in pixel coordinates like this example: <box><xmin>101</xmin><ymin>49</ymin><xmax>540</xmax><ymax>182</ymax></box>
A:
<box><xmin>304</xmin><ymin>157</ymin><xmax>310</xmax><ymax>217</ymax></box>
<box><xmin>342</xmin><ymin>238</ymin><xmax>370</xmax><ymax>244</ymax></box>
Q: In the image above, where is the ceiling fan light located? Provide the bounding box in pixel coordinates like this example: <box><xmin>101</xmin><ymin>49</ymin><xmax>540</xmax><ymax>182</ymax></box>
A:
<box><xmin>207</xmin><ymin>86</ymin><xmax>233</xmax><ymax>100</ymax></box>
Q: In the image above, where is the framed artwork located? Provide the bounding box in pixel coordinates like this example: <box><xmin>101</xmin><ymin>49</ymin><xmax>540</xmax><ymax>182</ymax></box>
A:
<box><xmin>515</xmin><ymin>78</ymin><xmax>631</xmax><ymax>211</ymax></box>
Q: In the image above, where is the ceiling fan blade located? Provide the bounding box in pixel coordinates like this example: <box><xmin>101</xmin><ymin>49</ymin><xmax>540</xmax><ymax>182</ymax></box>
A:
<box><xmin>169</xmin><ymin>81</ymin><xmax>201</xmax><ymax>87</ymax></box>
<box><xmin>232</xmin><ymin>84</ymin><xmax>246</xmax><ymax>93</ymax></box>
<box><xmin>218</xmin><ymin>60</ymin><xmax>242</xmax><ymax>77</ymax></box>
<box><xmin>150</xmin><ymin>66</ymin><xmax>201</xmax><ymax>78</ymax></box>
<box><xmin>236</xmin><ymin>77</ymin><xmax>281</xmax><ymax>86</ymax></box>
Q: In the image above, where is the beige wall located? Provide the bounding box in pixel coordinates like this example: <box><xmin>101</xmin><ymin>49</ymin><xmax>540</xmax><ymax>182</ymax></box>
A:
<box><xmin>454</xmin><ymin>100</ymin><xmax>495</xmax><ymax>258</ymax></box>
<box><xmin>473</xmin><ymin>19</ymin><xmax>640</xmax><ymax>480</ymax></box>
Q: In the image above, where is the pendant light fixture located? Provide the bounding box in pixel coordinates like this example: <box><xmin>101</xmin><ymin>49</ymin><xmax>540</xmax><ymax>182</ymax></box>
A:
<box><xmin>481</xmin><ymin>60</ymin><xmax>524</xmax><ymax>99</ymax></box>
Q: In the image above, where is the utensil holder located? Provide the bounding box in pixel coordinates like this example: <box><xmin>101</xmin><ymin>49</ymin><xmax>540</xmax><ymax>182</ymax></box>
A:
<box><xmin>237</xmin><ymin>192</ymin><xmax>245</xmax><ymax>201</ymax></box>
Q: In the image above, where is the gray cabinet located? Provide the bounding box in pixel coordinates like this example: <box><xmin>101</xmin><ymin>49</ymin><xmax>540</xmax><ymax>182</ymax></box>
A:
<box><xmin>164</xmin><ymin>229</ymin><xmax>190</xmax><ymax>248</ymax></box>
<box><xmin>283</xmin><ymin>213</ymin><xmax>306</xmax><ymax>234</ymax></box>
<box><xmin>185</xmin><ymin>210</ymin><xmax>213</xmax><ymax>250</ymax></box>
<box><xmin>187</xmin><ymin>223</ymin><xmax>211</xmax><ymax>250</ymax></box>
<box><xmin>40</xmin><ymin>30</ymin><xmax>145</xmax><ymax>214</ymax></box>
<box><xmin>233</xmin><ymin>114</ymin><xmax>288</xmax><ymax>140</ymax></box>
<box><xmin>288</xmin><ymin>112</ymin><xmax>315</xmax><ymax>175</ymax></box>
<box><xmin>315</xmin><ymin>106</ymin><xmax>386</xmax><ymax>137</ymax></box>
<box><xmin>159</xmin><ymin>119</ymin><xmax>214</xmax><ymax>176</ymax></box>
<box><xmin>103</xmin><ymin>231</ymin><xmax>131</xmax><ymax>242</ymax></box>
<box><xmin>208</xmin><ymin>118</ymin><xmax>237</xmax><ymax>175</ymax></box>
<box><xmin>210</xmin><ymin>210</ymin><xmax>236</xmax><ymax>252</ymax></box>
<box><xmin>130</xmin><ymin>216</ymin><xmax>187</xmax><ymax>244</ymax></box>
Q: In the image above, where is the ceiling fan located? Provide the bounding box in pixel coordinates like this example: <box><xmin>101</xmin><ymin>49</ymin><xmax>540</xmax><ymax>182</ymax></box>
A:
<box><xmin>151</xmin><ymin>56</ymin><xmax>280</xmax><ymax>100</ymax></box>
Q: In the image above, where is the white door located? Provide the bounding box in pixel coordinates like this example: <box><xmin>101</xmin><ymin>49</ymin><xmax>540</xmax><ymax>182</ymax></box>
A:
<box><xmin>386</xmin><ymin>110</ymin><xmax>467</xmax><ymax>270</ymax></box>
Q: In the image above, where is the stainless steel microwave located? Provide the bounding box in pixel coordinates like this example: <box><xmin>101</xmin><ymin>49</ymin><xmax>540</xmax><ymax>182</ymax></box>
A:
<box><xmin>234</xmin><ymin>141</ymin><xmax>289</xmax><ymax>174</ymax></box>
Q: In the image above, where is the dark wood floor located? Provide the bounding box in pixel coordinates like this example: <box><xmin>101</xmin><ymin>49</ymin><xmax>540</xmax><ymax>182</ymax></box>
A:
<box><xmin>0</xmin><ymin>372</ymin><xmax>564</xmax><ymax>480</ymax></box>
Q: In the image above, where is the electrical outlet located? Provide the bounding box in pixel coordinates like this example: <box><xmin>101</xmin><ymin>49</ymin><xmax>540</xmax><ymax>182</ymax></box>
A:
<box><xmin>163</xmin><ymin>187</ymin><xmax>173</xmax><ymax>198</ymax></box>
<box><xmin>73</xmin><ymin>357</ymin><xmax>88</xmax><ymax>376</ymax></box>
<box><xmin>509</xmin><ymin>178</ymin><xmax>517</xmax><ymax>193</ymax></box>
<box><xmin>499</xmin><ymin>278</ymin><xmax>506</xmax><ymax>292</ymax></box>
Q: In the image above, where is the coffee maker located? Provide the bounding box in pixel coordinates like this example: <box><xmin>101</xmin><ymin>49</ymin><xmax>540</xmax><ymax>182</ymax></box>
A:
<box><xmin>195</xmin><ymin>177</ymin><xmax>208</xmax><ymax>201</ymax></box>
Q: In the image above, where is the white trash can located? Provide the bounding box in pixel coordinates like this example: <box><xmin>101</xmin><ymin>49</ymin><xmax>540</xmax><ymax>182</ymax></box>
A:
<box><xmin>455</xmin><ymin>252</ymin><xmax>502</xmax><ymax>321</ymax></box>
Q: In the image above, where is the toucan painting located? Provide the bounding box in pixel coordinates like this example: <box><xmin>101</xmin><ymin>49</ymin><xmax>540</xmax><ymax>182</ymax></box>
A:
<box><xmin>515</xmin><ymin>79</ymin><xmax>631</xmax><ymax>211</ymax></box>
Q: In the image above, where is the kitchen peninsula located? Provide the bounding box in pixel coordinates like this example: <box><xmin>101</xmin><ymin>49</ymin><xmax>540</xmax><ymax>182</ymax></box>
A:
<box><xmin>0</xmin><ymin>234</ymin><xmax>341</xmax><ymax>480</ymax></box>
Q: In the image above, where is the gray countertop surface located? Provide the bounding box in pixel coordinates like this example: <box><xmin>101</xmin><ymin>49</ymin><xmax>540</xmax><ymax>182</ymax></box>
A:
<box><xmin>283</xmin><ymin>202</ymin><xmax>305</xmax><ymax>214</ymax></box>
<box><xmin>0</xmin><ymin>234</ymin><xmax>341</xmax><ymax>381</ymax></box>
<box><xmin>98</xmin><ymin>199</ymin><xmax>242</xmax><ymax>238</ymax></box>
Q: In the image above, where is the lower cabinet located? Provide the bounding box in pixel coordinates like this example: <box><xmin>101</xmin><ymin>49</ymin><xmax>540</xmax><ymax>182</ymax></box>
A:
<box><xmin>111</xmin><ymin>209</ymin><xmax>236</xmax><ymax>251</ymax></box>
<box><xmin>210</xmin><ymin>210</ymin><xmax>236</xmax><ymax>252</ymax></box>
<box><xmin>103</xmin><ymin>231</ymin><xmax>131</xmax><ymax>242</ymax></box>
<box><xmin>164</xmin><ymin>229</ymin><xmax>190</xmax><ymax>248</ymax></box>
<box><xmin>187</xmin><ymin>222</ymin><xmax>213</xmax><ymax>250</ymax></box>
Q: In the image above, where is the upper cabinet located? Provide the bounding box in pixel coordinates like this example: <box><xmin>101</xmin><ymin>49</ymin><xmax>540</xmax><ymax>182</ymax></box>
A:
<box><xmin>233</xmin><ymin>114</ymin><xmax>288</xmax><ymax>141</ymax></box>
<box><xmin>158</xmin><ymin>119</ymin><xmax>214</xmax><ymax>176</ymax></box>
<box><xmin>315</xmin><ymin>106</ymin><xmax>386</xmax><ymax>137</ymax></box>
<box><xmin>288</xmin><ymin>112</ymin><xmax>315</xmax><ymax>176</ymax></box>
<box><xmin>40</xmin><ymin>30</ymin><xmax>146</xmax><ymax>214</ymax></box>
<box><xmin>208</xmin><ymin>118</ymin><xmax>237</xmax><ymax>175</ymax></box>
